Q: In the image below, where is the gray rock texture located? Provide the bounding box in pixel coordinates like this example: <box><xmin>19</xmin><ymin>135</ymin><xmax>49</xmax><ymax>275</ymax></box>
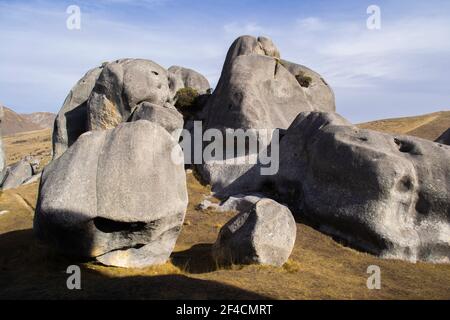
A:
<box><xmin>273</xmin><ymin>112</ymin><xmax>450</xmax><ymax>263</ymax></box>
<box><xmin>198</xmin><ymin>35</ymin><xmax>335</xmax><ymax>191</ymax></box>
<box><xmin>52</xmin><ymin>65</ymin><xmax>104</xmax><ymax>159</ymax></box>
<box><xmin>87</xmin><ymin>59</ymin><xmax>171</xmax><ymax>131</ymax></box>
<box><xmin>130</xmin><ymin>102</ymin><xmax>184</xmax><ymax>140</ymax></box>
<box><xmin>34</xmin><ymin>120</ymin><xmax>188</xmax><ymax>268</ymax></box>
<box><xmin>1</xmin><ymin>160</ymin><xmax>33</xmax><ymax>190</ymax></box>
<box><xmin>212</xmin><ymin>198</ymin><xmax>296</xmax><ymax>266</ymax></box>
<box><xmin>168</xmin><ymin>65</ymin><xmax>211</xmax><ymax>100</ymax></box>
<box><xmin>280</xmin><ymin>60</ymin><xmax>335</xmax><ymax>112</ymax></box>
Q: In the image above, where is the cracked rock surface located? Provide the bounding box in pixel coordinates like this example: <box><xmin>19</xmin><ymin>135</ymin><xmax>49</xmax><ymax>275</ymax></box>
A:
<box><xmin>35</xmin><ymin>120</ymin><xmax>188</xmax><ymax>268</ymax></box>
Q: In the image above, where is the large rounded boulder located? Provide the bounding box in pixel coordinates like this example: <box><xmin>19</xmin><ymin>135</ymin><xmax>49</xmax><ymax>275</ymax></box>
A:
<box><xmin>274</xmin><ymin>112</ymin><xmax>450</xmax><ymax>263</ymax></box>
<box><xmin>168</xmin><ymin>65</ymin><xmax>211</xmax><ymax>100</ymax></box>
<box><xmin>34</xmin><ymin>120</ymin><xmax>188</xmax><ymax>268</ymax></box>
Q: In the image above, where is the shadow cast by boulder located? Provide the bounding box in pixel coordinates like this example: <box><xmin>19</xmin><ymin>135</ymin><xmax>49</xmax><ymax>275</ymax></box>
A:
<box><xmin>171</xmin><ymin>243</ymin><xmax>218</xmax><ymax>274</ymax></box>
<box><xmin>0</xmin><ymin>229</ymin><xmax>269</xmax><ymax>300</ymax></box>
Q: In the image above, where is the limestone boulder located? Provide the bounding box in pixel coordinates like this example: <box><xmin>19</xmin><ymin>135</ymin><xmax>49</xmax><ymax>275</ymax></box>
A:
<box><xmin>274</xmin><ymin>112</ymin><xmax>450</xmax><ymax>263</ymax></box>
<box><xmin>1</xmin><ymin>160</ymin><xmax>33</xmax><ymax>190</ymax></box>
<box><xmin>130</xmin><ymin>102</ymin><xmax>184</xmax><ymax>140</ymax></box>
<box><xmin>212</xmin><ymin>198</ymin><xmax>297</xmax><ymax>266</ymax></box>
<box><xmin>87</xmin><ymin>59</ymin><xmax>171</xmax><ymax>131</ymax></box>
<box><xmin>34</xmin><ymin>120</ymin><xmax>188</xmax><ymax>268</ymax></box>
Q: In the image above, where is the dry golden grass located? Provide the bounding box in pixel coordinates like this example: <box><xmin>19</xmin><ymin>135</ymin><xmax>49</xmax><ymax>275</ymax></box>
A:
<box><xmin>358</xmin><ymin>110</ymin><xmax>450</xmax><ymax>141</ymax></box>
<box><xmin>3</xmin><ymin>128</ymin><xmax>52</xmax><ymax>166</ymax></box>
<box><xmin>0</xmin><ymin>124</ymin><xmax>449</xmax><ymax>299</ymax></box>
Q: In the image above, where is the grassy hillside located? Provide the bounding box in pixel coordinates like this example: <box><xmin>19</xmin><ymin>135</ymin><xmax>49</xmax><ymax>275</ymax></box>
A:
<box><xmin>358</xmin><ymin>110</ymin><xmax>450</xmax><ymax>141</ymax></box>
<box><xmin>3</xmin><ymin>128</ymin><xmax>52</xmax><ymax>166</ymax></box>
<box><xmin>0</xmin><ymin>118</ymin><xmax>449</xmax><ymax>300</ymax></box>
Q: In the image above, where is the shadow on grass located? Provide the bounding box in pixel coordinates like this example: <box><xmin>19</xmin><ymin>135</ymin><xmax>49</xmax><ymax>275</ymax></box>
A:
<box><xmin>171</xmin><ymin>243</ymin><xmax>218</xmax><ymax>274</ymax></box>
<box><xmin>0</xmin><ymin>229</ymin><xmax>269</xmax><ymax>300</ymax></box>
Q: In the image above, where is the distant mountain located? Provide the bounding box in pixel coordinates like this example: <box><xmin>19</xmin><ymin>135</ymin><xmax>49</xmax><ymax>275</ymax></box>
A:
<box><xmin>1</xmin><ymin>106</ymin><xmax>55</xmax><ymax>136</ymax></box>
<box><xmin>20</xmin><ymin>112</ymin><xmax>55</xmax><ymax>130</ymax></box>
<box><xmin>358</xmin><ymin>110</ymin><xmax>450</xmax><ymax>141</ymax></box>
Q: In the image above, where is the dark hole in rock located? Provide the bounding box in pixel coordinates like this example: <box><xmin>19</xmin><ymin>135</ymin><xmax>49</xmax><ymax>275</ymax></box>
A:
<box><xmin>394</xmin><ymin>138</ymin><xmax>416</xmax><ymax>153</ymax></box>
<box><xmin>397</xmin><ymin>176</ymin><xmax>414</xmax><ymax>192</ymax></box>
<box><xmin>358</xmin><ymin>136</ymin><xmax>368</xmax><ymax>142</ymax></box>
<box><xmin>152</xmin><ymin>71</ymin><xmax>159</xmax><ymax>76</ymax></box>
<box><xmin>94</xmin><ymin>217</ymin><xmax>147</xmax><ymax>233</ymax></box>
<box><xmin>295</xmin><ymin>73</ymin><xmax>312</xmax><ymax>88</ymax></box>
<box><xmin>415</xmin><ymin>193</ymin><xmax>431</xmax><ymax>215</ymax></box>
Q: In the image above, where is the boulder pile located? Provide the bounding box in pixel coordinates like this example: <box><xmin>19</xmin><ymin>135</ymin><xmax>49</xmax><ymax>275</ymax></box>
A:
<box><xmin>32</xmin><ymin>35</ymin><xmax>450</xmax><ymax>267</ymax></box>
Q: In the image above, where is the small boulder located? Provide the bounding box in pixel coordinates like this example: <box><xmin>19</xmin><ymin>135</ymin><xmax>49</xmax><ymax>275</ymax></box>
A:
<box><xmin>130</xmin><ymin>102</ymin><xmax>184</xmax><ymax>140</ymax></box>
<box><xmin>1</xmin><ymin>160</ymin><xmax>33</xmax><ymax>190</ymax></box>
<box><xmin>212</xmin><ymin>198</ymin><xmax>297</xmax><ymax>267</ymax></box>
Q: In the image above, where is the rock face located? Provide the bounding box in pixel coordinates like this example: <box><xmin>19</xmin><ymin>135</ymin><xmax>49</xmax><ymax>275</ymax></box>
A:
<box><xmin>272</xmin><ymin>112</ymin><xmax>450</xmax><ymax>263</ymax></box>
<box><xmin>198</xmin><ymin>35</ymin><xmax>335</xmax><ymax>191</ymax></box>
<box><xmin>53</xmin><ymin>65</ymin><xmax>104</xmax><ymax>159</ymax></box>
<box><xmin>1</xmin><ymin>160</ymin><xmax>33</xmax><ymax>190</ymax></box>
<box><xmin>35</xmin><ymin>120</ymin><xmax>188</xmax><ymax>268</ymax></box>
<box><xmin>130</xmin><ymin>102</ymin><xmax>184</xmax><ymax>139</ymax></box>
<box><xmin>87</xmin><ymin>59</ymin><xmax>171</xmax><ymax>131</ymax></box>
<box><xmin>203</xmin><ymin>35</ymin><xmax>334</xmax><ymax>131</ymax></box>
<box><xmin>168</xmin><ymin>66</ymin><xmax>211</xmax><ymax>99</ymax></box>
<box><xmin>212</xmin><ymin>198</ymin><xmax>296</xmax><ymax>266</ymax></box>
<box><xmin>280</xmin><ymin>60</ymin><xmax>335</xmax><ymax>112</ymax></box>
<box><xmin>435</xmin><ymin>128</ymin><xmax>450</xmax><ymax>145</ymax></box>
<box><xmin>52</xmin><ymin>59</ymin><xmax>210</xmax><ymax>158</ymax></box>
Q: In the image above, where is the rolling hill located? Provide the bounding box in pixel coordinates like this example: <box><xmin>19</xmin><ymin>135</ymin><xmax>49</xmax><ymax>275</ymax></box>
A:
<box><xmin>1</xmin><ymin>106</ymin><xmax>55</xmax><ymax>136</ymax></box>
<box><xmin>358</xmin><ymin>110</ymin><xmax>450</xmax><ymax>141</ymax></box>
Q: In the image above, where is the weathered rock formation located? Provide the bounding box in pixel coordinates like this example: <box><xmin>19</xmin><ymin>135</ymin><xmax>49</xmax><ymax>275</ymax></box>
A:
<box><xmin>198</xmin><ymin>35</ymin><xmax>335</xmax><ymax>191</ymax></box>
<box><xmin>52</xmin><ymin>60</ymin><xmax>210</xmax><ymax>159</ymax></box>
<box><xmin>35</xmin><ymin>121</ymin><xmax>188</xmax><ymax>268</ymax></box>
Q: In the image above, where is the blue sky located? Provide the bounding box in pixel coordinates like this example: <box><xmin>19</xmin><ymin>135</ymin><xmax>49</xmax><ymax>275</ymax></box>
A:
<box><xmin>1</xmin><ymin>0</ymin><xmax>449</xmax><ymax>122</ymax></box>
